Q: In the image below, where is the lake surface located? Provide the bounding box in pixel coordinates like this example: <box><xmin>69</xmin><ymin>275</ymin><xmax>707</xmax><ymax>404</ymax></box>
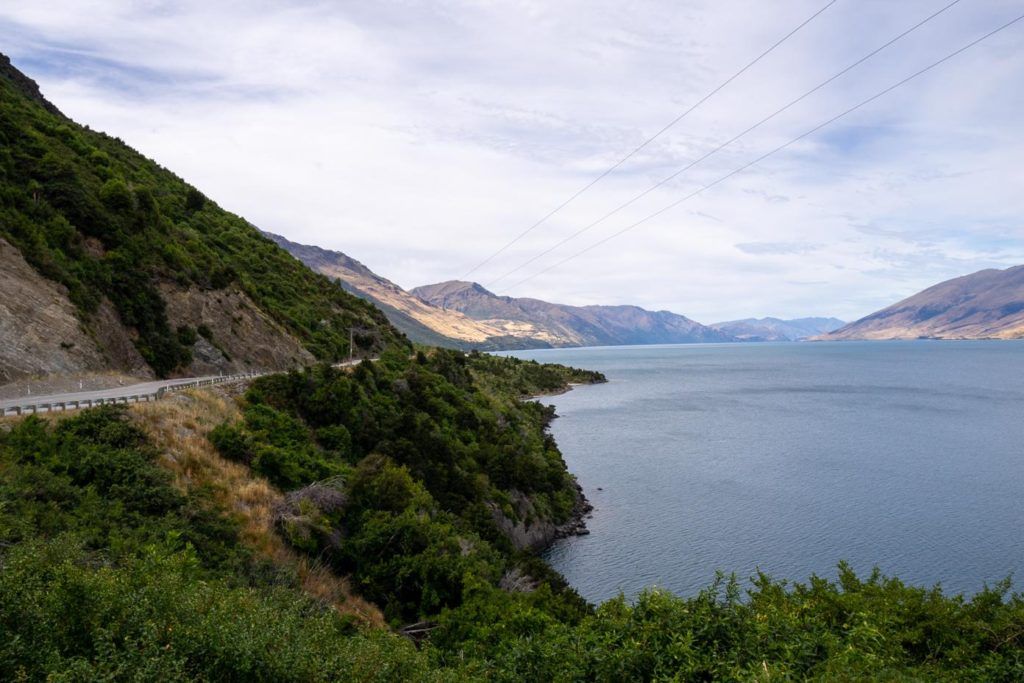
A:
<box><xmin>504</xmin><ymin>341</ymin><xmax>1024</xmax><ymax>603</ymax></box>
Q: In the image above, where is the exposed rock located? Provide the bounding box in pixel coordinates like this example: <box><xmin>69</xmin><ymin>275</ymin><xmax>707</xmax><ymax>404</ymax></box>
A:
<box><xmin>91</xmin><ymin>298</ymin><xmax>154</xmax><ymax>377</ymax></box>
<box><xmin>0</xmin><ymin>237</ymin><xmax>108</xmax><ymax>383</ymax></box>
<box><xmin>489</xmin><ymin>484</ymin><xmax>593</xmax><ymax>552</ymax></box>
<box><xmin>0</xmin><ymin>53</ymin><xmax>64</xmax><ymax>117</ymax></box>
<box><xmin>158</xmin><ymin>283</ymin><xmax>316</xmax><ymax>374</ymax></box>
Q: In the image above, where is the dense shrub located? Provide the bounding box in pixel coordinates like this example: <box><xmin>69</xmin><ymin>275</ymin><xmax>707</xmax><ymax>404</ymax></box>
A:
<box><xmin>0</xmin><ymin>539</ymin><xmax>445</xmax><ymax>682</ymax></box>
<box><xmin>208</xmin><ymin>352</ymin><xmax>602</xmax><ymax>625</ymax></box>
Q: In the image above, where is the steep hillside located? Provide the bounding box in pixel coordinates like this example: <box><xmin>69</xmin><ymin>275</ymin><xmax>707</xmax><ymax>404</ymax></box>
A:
<box><xmin>0</xmin><ymin>54</ymin><xmax>405</xmax><ymax>385</ymax></box>
<box><xmin>412</xmin><ymin>280</ymin><xmax>733</xmax><ymax>346</ymax></box>
<box><xmin>823</xmin><ymin>266</ymin><xmax>1024</xmax><ymax>340</ymax></box>
<box><xmin>711</xmin><ymin>316</ymin><xmax>845</xmax><ymax>341</ymax></box>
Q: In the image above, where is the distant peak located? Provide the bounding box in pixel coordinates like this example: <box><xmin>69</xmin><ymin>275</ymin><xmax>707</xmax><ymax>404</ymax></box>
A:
<box><xmin>413</xmin><ymin>280</ymin><xmax>498</xmax><ymax>298</ymax></box>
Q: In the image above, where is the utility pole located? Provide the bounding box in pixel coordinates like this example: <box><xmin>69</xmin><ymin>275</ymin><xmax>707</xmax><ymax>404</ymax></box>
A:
<box><xmin>349</xmin><ymin>328</ymin><xmax>354</xmax><ymax>363</ymax></box>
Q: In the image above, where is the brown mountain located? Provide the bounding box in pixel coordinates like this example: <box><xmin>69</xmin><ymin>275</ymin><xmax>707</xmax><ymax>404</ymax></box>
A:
<box><xmin>823</xmin><ymin>265</ymin><xmax>1024</xmax><ymax>340</ymax></box>
<box><xmin>411</xmin><ymin>281</ymin><xmax>733</xmax><ymax>347</ymax></box>
<box><xmin>262</xmin><ymin>232</ymin><xmax>527</xmax><ymax>349</ymax></box>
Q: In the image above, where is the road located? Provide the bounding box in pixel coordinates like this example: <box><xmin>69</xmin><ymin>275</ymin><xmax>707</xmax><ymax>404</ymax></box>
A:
<box><xmin>0</xmin><ymin>358</ymin><xmax>370</xmax><ymax>417</ymax></box>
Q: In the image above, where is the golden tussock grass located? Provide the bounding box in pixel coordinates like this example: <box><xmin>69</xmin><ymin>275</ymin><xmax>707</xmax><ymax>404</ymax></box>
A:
<box><xmin>130</xmin><ymin>387</ymin><xmax>384</xmax><ymax>627</ymax></box>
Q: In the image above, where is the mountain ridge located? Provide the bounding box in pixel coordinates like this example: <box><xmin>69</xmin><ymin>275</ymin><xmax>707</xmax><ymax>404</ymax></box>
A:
<box><xmin>412</xmin><ymin>280</ymin><xmax>734</xmax><ymax>347</ymax></box>
<box><xmin>822</xmin><ymin>265</ymin><xmax>1024</xmax><ymax>340</ymax></box>
<box><xmin>711</xmin><ymin>316</ymin><xmax>846</xmax><ymax>341</ymax></box>
<box><xmin>263</xmin><ymin>232</ymin><xmax>550</xmax><ymax>350</ymax></box>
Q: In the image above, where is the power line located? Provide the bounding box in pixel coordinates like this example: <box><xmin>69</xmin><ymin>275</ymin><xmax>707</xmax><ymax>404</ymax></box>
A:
<box><xmin>486</xmin><ymin>0</ymin><xmax>964</xmax><ymax>288</ymax></box>
<box><xmin>501</xmin><ymin>11</ymin><xmax>1024</xmax><ymax>293</ymax></box>
<box><xmin>457</xmin><ymin>0</ymin><xmax>839</xmax><ymax>280</ymax></box>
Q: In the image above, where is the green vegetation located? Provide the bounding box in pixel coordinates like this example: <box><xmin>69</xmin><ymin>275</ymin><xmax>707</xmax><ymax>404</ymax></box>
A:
<box><xmin>2</xmin><ymin>56</ymin><xmax>1022</xmax><ymax>683</ymax></box>
<box><xmin>466</xmin><ymin>349</ymin><xmax>606</xmax><ymax>397</ymax></box>
<box><xmin>0</xmin><ymin>68</ymin><xmax>404</xmax><ymax>377</ymax></box>
<box><xmin>436</xmin><ymin>570</ymin><xmax>1024</xmax><ymax>681</ymax></box>
<box><xmin>0</xmin><ymin>407</ymin><xmax>442</xmax><ymax>681</ymax></box>
<box><xmin>3</xmin><ymin>359</ymin><xmax>1024</xmax><ymax>680</ymax></box>
<box><xmin>210</xmin><ymin>349</ymin><xmax>600</xmax><ymax>623</ymax></box>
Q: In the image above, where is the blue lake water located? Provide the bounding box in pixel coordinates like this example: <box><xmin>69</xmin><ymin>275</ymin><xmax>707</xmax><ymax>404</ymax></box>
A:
<box><xmin>504</xmin><ymin>341</ymin><xmax>1024</xmax><ymax>603</ymax></box>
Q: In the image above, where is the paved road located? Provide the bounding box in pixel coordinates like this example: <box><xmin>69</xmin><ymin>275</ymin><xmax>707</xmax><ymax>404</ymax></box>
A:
<box><xmin>0</xmin><ymin>358</ymin><xmax>370</xmax><ymax>416</ymax></box>
<box><xmin>0</xmin><ymin>375</ymin><xmax>228</xmax><ymax>412</ymax></box>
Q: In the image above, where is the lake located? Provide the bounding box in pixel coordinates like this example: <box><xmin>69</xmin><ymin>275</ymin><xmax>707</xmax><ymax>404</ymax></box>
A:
<box><xmin>504</xmin><ymin>341</ymin><xmax>1024</xmax><ymax>603</ymax></box>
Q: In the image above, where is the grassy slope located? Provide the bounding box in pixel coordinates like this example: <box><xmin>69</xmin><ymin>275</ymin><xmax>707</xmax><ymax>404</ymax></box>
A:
<box><xmin>0</xmin><ymin>56</ymin><xmax>406</xmax><ymax>377</ymax></box>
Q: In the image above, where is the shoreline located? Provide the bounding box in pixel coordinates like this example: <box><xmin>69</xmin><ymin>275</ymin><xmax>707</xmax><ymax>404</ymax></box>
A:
<box><xmin>527</xmin><ymin>377</ymin><xmax>606</xmax><ymax>550</ymax></box>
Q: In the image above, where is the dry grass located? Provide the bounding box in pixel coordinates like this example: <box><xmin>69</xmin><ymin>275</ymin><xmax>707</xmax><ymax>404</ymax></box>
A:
<box><xmin>130</xmin><ymin>387</ymin><xmax>384</xmax><ymax>627</ymax></box>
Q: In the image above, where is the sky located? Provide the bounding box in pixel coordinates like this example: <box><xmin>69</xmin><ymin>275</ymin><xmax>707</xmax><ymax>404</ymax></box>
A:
<box><xmin>2</xmin><ymin>0</ymin><xmax>1023</xmax><ymax>323</ymax></box>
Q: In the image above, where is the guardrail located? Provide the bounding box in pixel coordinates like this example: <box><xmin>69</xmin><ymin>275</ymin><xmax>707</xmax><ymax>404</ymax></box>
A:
<box><xmin>0</xmin><ymin>372</ymin><xmax>264</xmax><ymax>418</ymax></box>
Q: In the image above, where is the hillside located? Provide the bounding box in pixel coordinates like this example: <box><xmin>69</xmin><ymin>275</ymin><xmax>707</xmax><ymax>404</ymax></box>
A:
<box><xmin>412</xmin><ymin>280</ymin><xmax>733</xmax><ymax>347</ymax></box>
<box><xmin>0</xmin><ymin>53</ymin><xmax>405</xmax><ymax>386</ymax></box>
<box><xmin>711</xmin><ymin>316</ymin><xmax>845</xmax><ymax>341</ymax></box>
<box><xmin>264</xmin><ymin>231</ymin><xmax>545</xmax><ymax>350</ymax></box>
<box><xmin>823</xmin><ymin>265</ymin><xmax>1024</xmax><ymax>340</ymax></box>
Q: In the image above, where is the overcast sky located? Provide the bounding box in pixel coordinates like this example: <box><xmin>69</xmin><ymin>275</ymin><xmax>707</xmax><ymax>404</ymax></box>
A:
<box><xmin>3</xmin><ymin>1</ymin><xmax>1023</xmax><ymax>322</ymax></box>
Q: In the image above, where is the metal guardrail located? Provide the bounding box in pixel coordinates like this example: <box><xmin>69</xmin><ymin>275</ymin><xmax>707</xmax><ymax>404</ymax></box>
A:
<box><xmin>0</xmin><ymin>372</ymin><xmax>264</xmax><ymax>418</ymax></box>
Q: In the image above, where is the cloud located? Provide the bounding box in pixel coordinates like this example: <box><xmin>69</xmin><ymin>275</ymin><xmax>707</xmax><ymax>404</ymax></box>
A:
<box><xmin>1</xmin><ymin>0</ymin><xmax>1023</xmax><ymax>323</ymax></box>
<box><xmin>735</xmin><ymin>242</ymin><xmax>822</xmax><ymax>256</ymax></box>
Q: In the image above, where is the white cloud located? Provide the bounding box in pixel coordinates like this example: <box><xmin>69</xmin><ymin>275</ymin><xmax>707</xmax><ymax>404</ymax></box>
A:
<box><xmin>2</xmin><ymin>0</ymin><xmax>1023</xmax><ymax>323</ymax></box>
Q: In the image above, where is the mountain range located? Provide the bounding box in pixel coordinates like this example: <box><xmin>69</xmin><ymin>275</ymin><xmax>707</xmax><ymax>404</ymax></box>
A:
<box><xmin>822</xmin><ymin>265</ymin><xmax>1024</xmax><ymax>340</ymax></box>
<box><xmin>269</xmin><ymin>232</ymin><xmax>735</xmax><ymax>348</ymax></box>
<box><xmin>710</xmin><ymin>317</ymin><xmax>846</xmax><ymax>341</ymax></box>
<box><xmin>412</xmin><ymin>280</ymin><xmax>733</xmax><ymax>347</ymax></box>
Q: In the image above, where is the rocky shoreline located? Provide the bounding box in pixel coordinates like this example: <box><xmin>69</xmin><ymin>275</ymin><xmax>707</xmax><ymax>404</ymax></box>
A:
<box><xmin>505</xmin><ymin>382</ymin><xmax>602</xmax><ymax>552</ymax></box>
<box><xmin>551</xmin><ymin>482</ymin><xmax>593</xmax><ymax>542</ymax></box>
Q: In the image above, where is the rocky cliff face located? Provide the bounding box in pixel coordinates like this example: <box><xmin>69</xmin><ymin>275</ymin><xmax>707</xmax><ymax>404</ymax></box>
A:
<box><xmin>822</xmin><ymin>266</ymin><xmax>1024</xmax><ymax>340</ymax></box>
<box><xmin>0</xmin><ymin>231</ymin><xmax>323</xmax><ymax>386</ymax></box>
<box><xmin>412</xmin><ymin>280</ymin><xmax>734</xmax><ymax>347</ymax></box>
<box><xmin>158</xmin><ymin>284</ymin><xmax>316</xmax><ymax>375</ymax></box>
<box><xmin>489</xmin><ymin>485</ymin><xmax>592</xmax><ymax>551</ymax></box>
<box><xmin>0</xmin><ymin>237</ymin><xmax>110</xmax><ymax>383</ymax></box>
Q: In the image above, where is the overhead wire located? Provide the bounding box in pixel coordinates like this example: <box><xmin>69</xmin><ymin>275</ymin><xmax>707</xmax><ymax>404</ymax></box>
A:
<box><xmin>500</xmin><ymin>11</ymin><xmax>1024</xmax><ymax>293</ymax></box>
<box><xmin>457</xmin><ymin>0</ymin><xmax>840</xmax><ymax>279</ymax></box>
<box><xmin>485</xmin><ymin>0</ymin><xmax>964</xmax><ymax>288</ymax></box>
